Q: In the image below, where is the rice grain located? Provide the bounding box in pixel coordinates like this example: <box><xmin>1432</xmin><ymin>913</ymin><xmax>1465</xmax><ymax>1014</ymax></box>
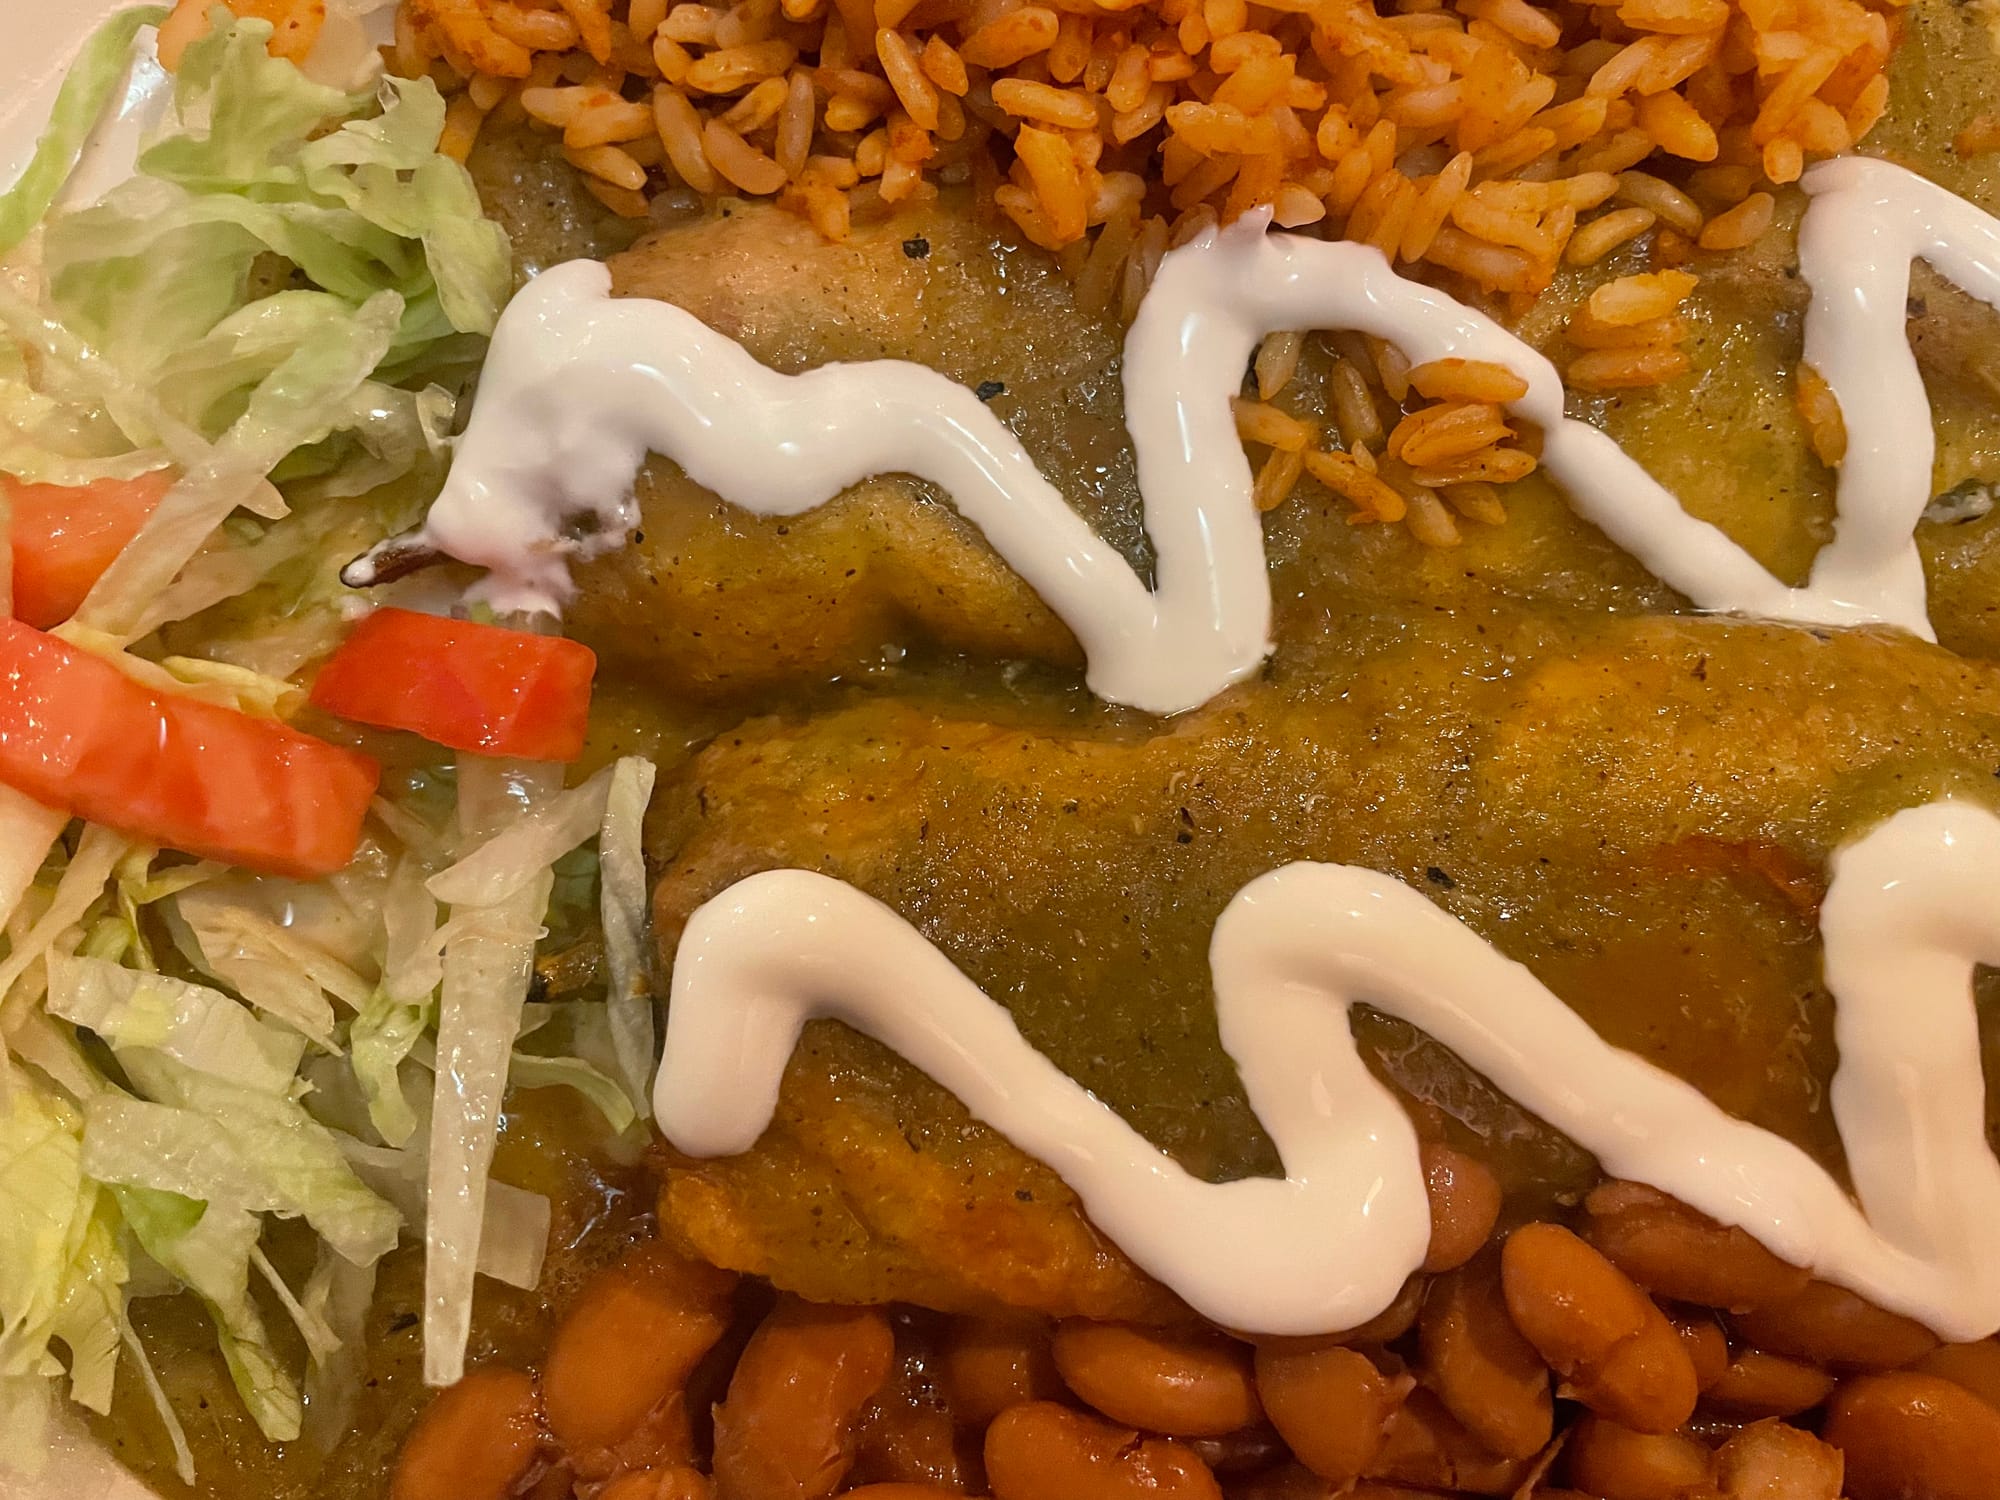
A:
<box><xmin>398</xmin><ymin>0</ymin><xmax>1902</xmax><ymax>315</ymax></box>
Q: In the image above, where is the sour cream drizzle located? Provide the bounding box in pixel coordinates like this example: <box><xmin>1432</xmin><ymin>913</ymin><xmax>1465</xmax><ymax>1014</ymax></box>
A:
<box><xmin>656</xmin><ymin>800</ymin><xmax>2000</xmax><ymax>1340</ymax></box>
<box><xmin>1798</xmin><ymin>156</ymin><xmax>2000</xmax><ymax>628</ymax></box>
<box><xmin>420</xmin><ymin>156</ymin><xmax>1999</xmax><ymax>712</ymax></box>
<box><xmin>433</xmin><ymin>160</ymin><xmax>2000</xmax><ymax>1336</ymax></box>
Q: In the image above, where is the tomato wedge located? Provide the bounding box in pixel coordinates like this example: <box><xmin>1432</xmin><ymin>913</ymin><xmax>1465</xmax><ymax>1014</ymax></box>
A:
<box><xmin>5</xmin><ymin>470</ymin><xmax>174</xmax><ymax>628</ymax></box>
<box><xmin>309</xmin><ymin>609</ymin><xmax>597</xmax><ymax>763</ymax></box>
<box><xmin>0</xmin><ymin>618</ymin><xmax>379</xmax><ymax>876</ymax></box>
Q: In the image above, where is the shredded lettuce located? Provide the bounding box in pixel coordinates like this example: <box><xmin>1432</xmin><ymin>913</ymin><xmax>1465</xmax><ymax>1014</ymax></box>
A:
<box><xmin>0</xmin><ymin>1076</ymin><xmax>127</xmax><ymax>1430</ymax></box>
<box><xmin>82</xmin><ymin>1095</ymin><xmax>291</xmax><ymax>1213</ymax></box>
<box><xmin>473</xmin><ymin>1174</ymin><xmax>552</xmax><ymax>1293</ymax></box>
<box><xmin>507</xmin><ymin>1052</ymin><xmax>637</xmax><ymax>1134</ymax></box>
<box><xmin>4</xmin><ymin>7</ymin><xmax>507</xmax><ymax>637</ymax></box>
<box><xmin>107</xmin><ymin>1050</ymin><xmax>398</xmax><ymax>1265</ymax></box>
<box><xmin>0</xmin><ymin>8</ymin><xmax>170</xmax><ymax>256</ymax></box>
<box><xmin>50</xmin><ymin>19</ymin><xmax>506</xmax><ymax>369</ymax></box>
<box><xmin>121</xmin><ymin>1320</ymin><xmax>194</xmax><ymax>1486</ymax></box>
<box><xmin>0</xmin><ymin>5</ymin><xmax>650</xmax><ymax>1460</ymax></box>
<box><xmin>0</xmin><ymin>790</ymin><xmax>70</xmax><ymax>936</ymax></box>
<box><xmin>427</xmin><ymin>764</ymin><xmax>615</xmax><ymax>908</ymax></box>
<box><xmin>250</xmin><ymin>1243</ymin><xmax>342</xmax><ymax>1363</ymax></box>
<box><xmin>76</xmin><ymin>288</ymin><xmax>405</xmax><ymax>642</ymax></box>
<box><xmin>349</xmin><ymin>990</ymin><xmax>429</xmax><ymax>1147</ymax></box>
<box><xmin>0</xmin><ymin>267</ymin><xmax>207</xmax><ymax>482</ymax></box>
<box><xmin>338</xmin><ymin>1138</ymin><xmax>549</xmax><ymax>1291</ymax></box>
<box><xmin>47</xmin><ymin>1191</ymin><xmax>127</xmax><ymax>1414</ymax></box>
<box><xmin>0</xmin><ymin>826</ymin><xmax>127</xmax><ymax>1033</ymax></box>
<box><xmin>8</xmin><ymin>1015</ymin><xmax>110</xmax><ymax>1107</ymax></box>
<box><xmin>381</xmin><ymin>852</ymin><xmax>444</xmax><ymax>1004</ymax></box>
<box><xmin>115</xmin><ymin>1185</ymin><xmax>301</xmax><ymax>1441</ymax></box>
<box><xmin>173</xmin><ymin>884</ymin><xmax>376</xmax><ymax>1046</ymax></box>
<box><xmin>424</xmin><ymin>758</ymin><xmax>560</xmax><ymax>1385</ymax></box>
<box><xmin>0</xmin><ymin>1082</ymin><xmax>90</xmax><ymax>1379</ymax></box>
<box><xmin>298</xmin><ymin>1246</ymin><xmax>375</xmax><ymax>1455</ymax></box>
<box><xmin>600</xmin><ymin>758</ymin><xmax>659</xmax><ymax>1117</ymax></box>
<box><xmin>47</xmin><ymin>955</ymin><xmax>305</xmax><ymax>1094</ymax></box>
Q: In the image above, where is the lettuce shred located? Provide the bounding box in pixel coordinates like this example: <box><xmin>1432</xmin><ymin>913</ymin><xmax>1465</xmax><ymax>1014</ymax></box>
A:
<box><xmin>0</xmin><ymin>8</ymin><xmax>171</xmax><ymax>257</ymax></box>
<box><xmin>4</xmin><ymin>6</ymin><xmax>510</xmax><ymax>648</ymax></box>
<box><xmin>422</xmin><ymin>757</ymin><xmax>563</xmax><ymax>1386</ymax></box>
<box><xmin>0</xmin><ymin>753</ymin><xmax>661</xmax><ymax>1467</ymax></box>
<box><xmin>0</xmin><ymin>8</ymin><xmax>662</xmax><ymax>1475</ymax></box>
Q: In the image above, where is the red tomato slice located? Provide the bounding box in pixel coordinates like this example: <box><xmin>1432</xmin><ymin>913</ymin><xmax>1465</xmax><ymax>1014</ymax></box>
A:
<box><xmin>0</xmin><ymin>618</ymin><xmax>379</xmax><ymax>877</ymax></box>
<box><xmin>5</xmin><ymin>470</ymin><xmax>174</xmax><ymax>628</ymax></box>
<box><xmin>309</xmin><ymin>609</ymin><xmax>597</xmax><ymax>764</ymax></box>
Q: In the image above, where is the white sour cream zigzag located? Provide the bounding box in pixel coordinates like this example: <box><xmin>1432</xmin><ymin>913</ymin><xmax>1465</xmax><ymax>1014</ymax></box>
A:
<box><xmin>416</xmin><ymin>157</ymin><xmax>1996</xmax><ymax>714</ymax></box>
<box><xmin>1797</xmin><ymin>156</ymin><xmax>2000</xmax><ymax>634</ymax></box>
<box><xmin>656</xmin><ymin>799</ymin><xmax>2000</xmax><ymax>1342</ymax></box>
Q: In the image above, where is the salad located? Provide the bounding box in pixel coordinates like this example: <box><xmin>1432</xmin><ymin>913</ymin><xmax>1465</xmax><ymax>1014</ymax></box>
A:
<box><xmin>0</xmin><ymin>6</ymin><xmax>652</xmax><ymax>1481</ymax></box>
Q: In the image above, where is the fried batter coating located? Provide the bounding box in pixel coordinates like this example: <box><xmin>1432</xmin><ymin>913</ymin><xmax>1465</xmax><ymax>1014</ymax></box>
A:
<box><xmin>646</xmin><ymin>610</ymin><xmax>2000</xmax><ymax>1315</ymax></box>
<box><xmin>567</xmin><ymin>195</ymin><xmax>1676</xmax><ymax>703</ymax></box>
<box><xmin>569</xmin><ymin>167</ymin><xmax>2000</xmax><ymax>710</ymax></box>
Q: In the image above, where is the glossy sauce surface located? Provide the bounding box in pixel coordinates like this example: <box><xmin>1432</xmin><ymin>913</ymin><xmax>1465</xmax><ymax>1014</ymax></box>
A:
<box><xmin>419</xmin><ymin>75</ymin><xmax>2000</xmax><ymax>1345</ymax></box>
<box><xmin>101</xmin><ymin>4</ymin><xmax>2000</xmax><ymax>1489</ymax></box>
<box><xmin>419</xmin><ymin>161</ymin><xmax>2000</xmax><ymax>710</ymax></box>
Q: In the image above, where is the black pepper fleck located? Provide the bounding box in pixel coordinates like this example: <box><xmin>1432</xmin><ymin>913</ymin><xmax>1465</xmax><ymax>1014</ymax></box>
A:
<box><xmin>975</xmin><ymin>380</ymin><xmax>1006</xmax><ymax>401</ymax></box>
<box><xmin>1425</xmin><ymin>866</ymin><xmax>1456</xmax><ymax>889</ymax></box>
<box><xmin>903</xmin><ymin>235</ymin><xmax>931</xmax><ymax>258</ymax></box>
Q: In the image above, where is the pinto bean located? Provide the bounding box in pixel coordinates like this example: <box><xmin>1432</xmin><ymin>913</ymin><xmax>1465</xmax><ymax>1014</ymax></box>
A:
<box><xmin>1336</xmin><ymin>1274</ymin><xmax>1429</xmax><ymax>1345</ymax></box>
<box><xmin>850</xmin><ymin>1329</ymin><xmax>975</xmax><ymax>1492</ymax></box>
<box><xmin>391</xmin><ymin>1366</ymin><xmax>541</xmax><ymax>1500</ymax></box>
<box><xmin>1711</xmin><ymin>1419</ymin><xmax>1842</xmax><ymax>1500</ymax></box>
<box><xmin>1186</xmin><ymin>1425</ymin><xmax>1289</xmax><ymax>1475</ymax></box>
<box><xmin>1366</xmin><ymin>1388</ymin><xmax>1532</xmax><ymax>1495</ymax></box>
<box><xmin>1051</xmin><ymin>1322</ymin><xmax>1261</xmax><ymax>1437</ymax></box>
<box><xmin>1229</xmin><ymin>1469</ymin><xmax>1475</xmax><ymax>1499</ymax></box>
<box><xmin>1500</xmin><ymin>1222</ymin><xmax>1697</xmax><ymax>1433</ymax></box>
<box><xmin>1563</xmin><ymin>1413</ymin><xmax>1712</xmax><ymax>1500</ymax></box>
<box><xmin>1254</xmin><ymin>1342</ymin><xmax>1412</xmax><ymax>1483</ymax></box>
<box><xmin>984</xmin><ymin>1401</ymin><xmax>1222</xmax><ymax>1500</ymax></box>
<box><xmin>1584</xmin><ymin>1181</ymin><xmax>1810</xmax><ymax>1312</ymax></box>
<box><xmin>1703</xmin><ymin>1349</ymin><xmax>1836</xmax><ymax>1419</ymax></box>
<box><xmin>1216</xmin><ymin>1463</ymin><xmax>1335</xmax><ymax>1499</ymax></box>
<box><xmin>852</xmin><ymin>1402</ymin><xmax>971</xmax><ymax>1491</ymax></box>
<box><xmin>1668</xmin><ymin>1311</ymin><xmax>1729</xmax><ymax>1391</ymax></box>
<box><xmin>544</xmin><ymin>1245</ymin><xmax>738</xmax><ymax>1454</ymax></box>
<box><xmin>1730</xmin><ymin>1281</ymin><xmax>1939</xmax><ymax>1371</ymax></box>
<box><xmin>596</xmin><ymin>1466</ymin><xmax>715</xmax><ymax>1500</ymax></box>
<box><xmin>711</xmin><ymin>1298</ymin><xmax>896</xmax><ymax>1500</ymax></box>
<box><xmin>522</xmin><ymin>1462</ymin><xmax>576</xmax><ymax>1500</ymax></box>
<box><xmin>941</xmin><ymin>1316</ymin><xmax>1065</xmax><ymax>1427</ymax></box>
<box><xmin>1420</xmin><ymin>1143</ymin><xmax>1503</xmax><ymax>1274</ymax></box>
<box><xmin>1250</xmin><ymin>1281</ymin><xmax>1427</xmax><ymax>1358</ymax></box>
<box><xmin>1913</xmin><ymin>1339</ymin><xmax>2000</xmax><ymax>1410</ymax></box>
<box><xmin>1417</xmin><ymin>1253</ymin><xmax>1553</xmax><ymax>1460</ymax></box>
<box><xmin>1824</xmin><ymin>1371</ymin><xmax>2000</xmax><ymax>1500</ymax></box>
